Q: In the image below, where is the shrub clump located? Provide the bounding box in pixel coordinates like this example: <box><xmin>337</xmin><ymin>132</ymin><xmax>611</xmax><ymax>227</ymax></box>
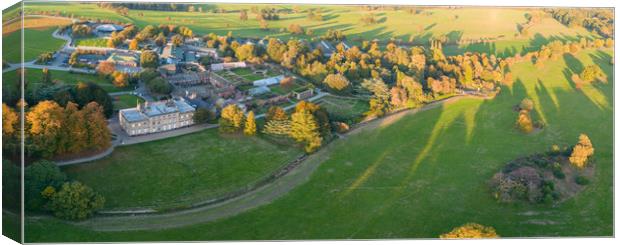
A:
<box><xmin>440</xmin><ymin>223</ymin><xmax>499</xmax><ymax>239</ymax></box>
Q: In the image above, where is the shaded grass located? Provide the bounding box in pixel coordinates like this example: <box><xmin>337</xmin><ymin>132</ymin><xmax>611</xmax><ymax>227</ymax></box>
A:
<box><xmin>24</xmin><ymin>49</ymin><xmax>612</xmax><ymax>241</ymax></box>
<box><xmin>60</xmin><ymin>128</ymin><xmax>302</xmax><ymax>211</ymax></box>
<box><xmin>112</xmin><ymin>94</ymin><xmax>144</xmax><ymax>111</ymax></box>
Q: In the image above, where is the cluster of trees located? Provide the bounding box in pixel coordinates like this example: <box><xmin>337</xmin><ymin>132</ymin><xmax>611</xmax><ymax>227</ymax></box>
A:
<box><xmin>22</xmin><ymin>160</ymin><xmax>104</xmax><ymax>220</ymax></box>
<box><xmin>262</xmin><ymin>102</ymin><xmax>330</xmax><ymax>153</ymax></box>
<box><xmin>218</xmin><ymin>104</ymin><xmax>257</xmax><ymax>136</ymax></box>
<box><xmin>256</xmin><ymin>8</ymin><xmax>280</xmax><ymax>21</ymax></box>
<box><xmin>569</xmin><ymin>134</ymin><xmax>594</xmax><ymax>168</ymax></box>
<box><xmin>107</xmin><ymin>25</ymin><xmax>137</xmax><ymax>48</ymax></box>
<box><xmin>548</xmin><ymin>9</ymin><xmax>614</xmax><ymax>38</ymax></box>
<box><xmin>529</xmin><ymin>38</ymin><xmax>613</xmax><ymax>69</ymax></box>
<box><xmin>288</xmin><ymin>24</ymin><xmax>304</xmax><ymax>35</ymax></box>
<box><xmin>192</xmin><ymin>108</ymin><xmax>217</xmax><ymax>124</ymax></box>
<box><xmin>70</xmin><ymin>24</ymin><xmax>92</xmax><ymax>38</ymax></box>
<box><xmin>104</xmin><ymin>2</ymin><xmax>193</xmax><ymax>12</ymax></box>
<box><xmin>132</xmin><ymin>24</ymin><xmax>194</xmax><ymax>49</ymax></box>
<box><xmin>96</xmin><ymin>62</ymin><xmax>137</xmax><ymax>88</ymax></box>
<box><xmin>2</xmin><ymin>100</ymin><xmax>110</xmax><ymax>159</ymax></box>
<box><xmin>36</xmin><ymin>52</ymin><xmax>54</xmax><ymax>64</ymax></box>
<box><xmin>360</xmin><ymin>13</ymin><xmax>378</xmax><ymax>25</ymax></box>
<box><xmin>140</xmin><ymin>50</ymin><xmax>160</xmax><ymax>68</ymax></box>
<box><xmin>440</xmin><ymin>223</ymin><xmax>499</xmax><ymax>239</ymax></box>
<box><xmin>140</xmin><ymin>68</ymin><xmax>172</xmax><ymax>94</ymax></box>
<box><xmin>7</xmin><ymin>69</ymin><xmax>115</xmax><ymax>119</ymax></box>
<box><xmin>515</xmin><ymin>98</ymin><xmax>535</xmax><ymax>133</ymax></box>
<box><xmin>307</xmin><ymin>9</ymin><xmax>323</xmax><ymax>21</ymax></box>
<box><xmin>579</xmin><ymin>65</ymin><xmax>605</xmax><ymax>83</ymax></box>
<box><xmin>321</xmin><ymin>29</ymin><xmax>346</xmax><ymax>42</ymax></box>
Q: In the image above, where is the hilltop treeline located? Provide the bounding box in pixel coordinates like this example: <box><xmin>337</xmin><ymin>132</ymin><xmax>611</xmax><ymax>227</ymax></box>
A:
<box><xmin>547</xmin><ymin>8</ymin><xmax>614</xmax><ymax>38</ymax></box>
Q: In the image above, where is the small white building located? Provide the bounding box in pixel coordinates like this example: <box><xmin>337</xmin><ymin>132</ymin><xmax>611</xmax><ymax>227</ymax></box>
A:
<box><xmin>210</xmin><ymin>61</ymin><xmax>246</xmax><ymax>71</ymax></box>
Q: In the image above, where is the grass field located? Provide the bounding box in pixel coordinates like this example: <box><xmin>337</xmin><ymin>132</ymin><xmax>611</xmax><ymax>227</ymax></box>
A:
<box><xmin>22</xmin><ymin>3</ymin><xmax>596</xmax><ymax>56</ymax></box>
<box><xmin>23</xmin><ymin>48</ymin><xmax>612</xmax><ymax>241</ymax></box>
<box><xmin>2</xmin><ymin>27</ymin><xmax>66</xmax><ymax>63</ymax></box>
<box><xmin>2</xmin><ymin>68</ymin><xmax>131</xmax><ymax>96</ymax></box>
<box><xmin>75</xmin><ymin>37</ymin><xmax>108</xmax><ymax>47</ymax></box>
<box><xmin>60</xmin><ymin>128</ymin><xmax>302</xmax><ymax>211</ymax></box>
<box><xmin>112</xmin><ymin>94</ymin><xmax>144</xmax><ymax>111</ymax></box>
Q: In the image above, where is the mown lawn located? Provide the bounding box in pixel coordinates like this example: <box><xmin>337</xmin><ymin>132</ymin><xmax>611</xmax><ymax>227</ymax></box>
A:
<box><xmin>2</xmin><ymin>68</ymin><xmax>131</xmax><ymax>96</ymax></box>
<box><xmin>112</xmin><ymin>94</ymin><xmax>144</xmax><ymax>110</ymax></box>
<box><xmin>75</xmin><ymin>37</ymin><xmax>108</xmax><ymax>47</ymax></box>
<box><xmin>2</xmin><ymin>27</ymin><xmax>65</xmax><ymax>63</ymax></box>
<box><xmin>60</xmin><ymin>128</ymin><xmax>302</xmax><ymax>211</ymax></box>
<box><xmin>24</xmin><ymin>48</ymin><xmax>612</xmax><ymax>241</ymax></box>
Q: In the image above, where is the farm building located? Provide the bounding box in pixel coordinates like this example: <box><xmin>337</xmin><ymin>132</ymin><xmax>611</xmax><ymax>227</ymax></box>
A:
<box><xmin>210</xmin><ymin>62</ymin><xmax>246</xmax><ymax>71</ymax></box>
<box><xmin>253</xmin><ymin>75</ymin><xmax>285</xmax><ymax>87</ymax></box>
<box><xmin>119</xmin><ymin>97</ymin><xmax>196</xmax><ymax>136</ymax></box>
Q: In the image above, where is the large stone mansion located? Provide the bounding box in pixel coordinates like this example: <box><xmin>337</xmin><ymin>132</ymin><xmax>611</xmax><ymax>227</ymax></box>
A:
<box><xmin>119</xmin><ymin>97</ymin><xmax>196</xmax><ymax>136</ymax></box>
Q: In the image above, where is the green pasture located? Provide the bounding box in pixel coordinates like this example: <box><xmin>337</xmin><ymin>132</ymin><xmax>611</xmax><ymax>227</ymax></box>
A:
<box><xmin>59</xmin><ymin>128</ymin><xmax>302</xmax><ymax>211</ymax></box>
<box><xmin>24</xmin><ymin>48</ymin><xmax>612</xmax><ymax>241</ymax></box>
<box><xmin>22</xmin><ymin>3</ymin><xmax>596</xmax><ymax>55</ymax></box>
<box><xmin>2</xmin><ymin>27</ymin><xmax>65</xmax><ymax>63</ymax></box>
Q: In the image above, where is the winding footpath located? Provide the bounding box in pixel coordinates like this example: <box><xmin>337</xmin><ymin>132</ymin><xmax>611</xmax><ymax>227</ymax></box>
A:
<box><xmin>29</xmin><ymin>93</ymin><xmax>490</xmax><ymax>232</ymax></box>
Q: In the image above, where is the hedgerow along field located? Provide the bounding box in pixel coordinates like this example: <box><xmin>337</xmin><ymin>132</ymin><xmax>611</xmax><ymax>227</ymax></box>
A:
<box><xmin>22</xmin><ymin>48</ymin><xmax>612</xmax><ymax>241</ymax></box>
<box><xmin>60</xmin><ymin>128</ymin><xmax>302</xmax><ymax>211</ymax></box>
<box><xmin>23</xmin><ymin>2</ymin><xmax>595</xmax><ymax>57</ymax></box>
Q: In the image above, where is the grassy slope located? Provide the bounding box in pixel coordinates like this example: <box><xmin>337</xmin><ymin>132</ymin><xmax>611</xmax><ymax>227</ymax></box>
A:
<box><xmin>24</xmin><ymin>49</ymin><xmax>613</xmax><ymax>241</ymax></box>
<box><xmin>2</xmin><ymin>68</ymin><xmax>130</xmax><ymax>95</ymax></box>
<box><xmin>60</xmin><ymin>128</ymin><xmax>302</xmax><ymax>210</ymax></box>
<box><xmin>2</xmin><ymin>27</ymin><xmax>65</xmax><ymax>63</ymax></box>
<box><xmin>23</xmin><ymin>3</ymin><xmax>595</xmax><ymax>56</ymax></box>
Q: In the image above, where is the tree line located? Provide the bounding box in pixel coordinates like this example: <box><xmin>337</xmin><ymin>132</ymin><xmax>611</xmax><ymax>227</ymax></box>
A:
<box><xmin>2</xmin><ymin>100</ymin><xmax>111</xmax><ymax>160</ymax></box>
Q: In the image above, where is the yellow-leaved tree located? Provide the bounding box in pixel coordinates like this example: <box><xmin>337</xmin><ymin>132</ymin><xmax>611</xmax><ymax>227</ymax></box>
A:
<box><xmin>440</xmin><ymin>223</ymin><xmax>499</xmax><ymax>239</ymax></box>
<box><xmin>569</xmin><ymin>134</ymin><xmax>594</xmax><ymax>168</ymax></box>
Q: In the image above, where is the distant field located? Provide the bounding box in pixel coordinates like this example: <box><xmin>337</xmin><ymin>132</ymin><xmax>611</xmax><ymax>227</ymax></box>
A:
<box><xmin>75</xmin><ymin>37</ymin><xmax>108</xmax><ymax>47</ymax></box>
<box><xmin>2</xmin><ymin>16</ymin><xmax>72</xmax><ymax>35</ymax></box>
<box><xmin>112</xmin><ymin>94</ymin><xmax>144</xmax><ymax>110</ymax></box>
<box><xmin>60</xmin><ymin>128</ymin><xmax>302</xmax><ymax>211</ymax></box>
<box><xmin>2</xmin><ymin>27</ymin><xmax>65</xmax><ymax>63</ymax></box>
<box><xmin>2</xmin><ymin>68</ymin><xmax>130</xmax><ymax>98</ymax></box>
<box><xmin>23</xmin><ymin>3</ymin><xmax>596</xmax><ymax>56</ymax></box>
<box><xmin>24</xmin><ymin>48</ymin><xmax>613</xmax><ymax>242</ymax></box>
